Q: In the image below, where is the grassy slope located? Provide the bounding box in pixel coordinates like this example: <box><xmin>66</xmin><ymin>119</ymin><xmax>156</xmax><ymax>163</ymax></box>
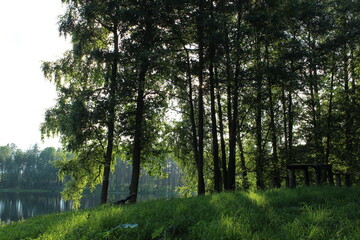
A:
<box><xmin>1</xmin><ymin>186</ymin><xmax>360</xmax><ymax>240</ymax></box>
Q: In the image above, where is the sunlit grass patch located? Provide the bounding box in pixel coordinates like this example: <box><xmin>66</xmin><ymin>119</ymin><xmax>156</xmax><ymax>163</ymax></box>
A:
<box><xmin>247</xmin><ymin>191</ymin><xmax>267</xmax><ymax>206</ymax></box>
<box><xmin>2</xmin><ymin>187</ymin><xmax>360</xmax><ymax>239</ymax></box>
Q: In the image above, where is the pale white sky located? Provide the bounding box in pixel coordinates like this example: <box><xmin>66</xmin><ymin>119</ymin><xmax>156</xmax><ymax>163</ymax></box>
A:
<box><xmin>0</xmin><ymin>1</ymin><xmax>70</xmax><ymax>150</ymax></box>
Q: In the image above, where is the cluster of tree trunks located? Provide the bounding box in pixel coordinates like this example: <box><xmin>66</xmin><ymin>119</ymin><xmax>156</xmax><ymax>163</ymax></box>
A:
<box><xmin>42</xmin><ymin>0</ymin><xmax>360</xmax><ymax>206</ymax></box>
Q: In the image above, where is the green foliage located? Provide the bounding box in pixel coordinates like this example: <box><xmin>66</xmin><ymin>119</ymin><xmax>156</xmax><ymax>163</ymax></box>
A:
<box><xmin>41</xmin><ymin>0</ymin><xmax>126</xmax><ymax>206</ymax></box>
<box><xmin>42</xmin><ymin>0</ymin><xmax>174</xmax><ymax>205</ymax></box>
<box><xmin>166</xmin><ymin>0</ymin><xmax>360</xmax><ymax>191</ymax></box>
<box><xmin>2</xmin><ymin>187</ymin><xmax>360</xmax><ymax>239</ymax></box>
<box><xmin>41</xmin><ymin>0</ymin><xmax>360</xmax><ymax>201</ymax></box>
<box><xmin>55</xmin><ymin>150</ymin><xmax>105</xmax><ymax>209</ymax></box>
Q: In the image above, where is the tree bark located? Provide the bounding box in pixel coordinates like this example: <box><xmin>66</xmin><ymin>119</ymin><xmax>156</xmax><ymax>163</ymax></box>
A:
<box><xmin>281</xmin><ymin>86</ymin><xmax>289</xmax><ymax>165</ymax></box>
<box><xmin>208</xmin><ymin>0</ymin><xmax>221</xmax><ymax>192</ymax></box>
<box><xmin>170</xmin><ymin>20</ymin><xmax>201</xmax><ymax>194</ymax></box>
<box><xmin>238</xmin><ymin>134</ymin><xmax>249</xmax><ymax>189</ymax></box>
<box><xmin>215</xmin><ymin>67</ymin><xmax>228</xmax><ymax>190</ymax></box>
<box><xmin>226</xmin><ymin>8</ymin><xmax>242</xmax><ymax>191</ymax></box>
<box><xmin>288</xmin><ymin>58</ymin><xmax>295</xmax><ymax>165</ymax></box>
<box><xmin>196</xmin><ymin>0</ymin><xmax>206</xmax><ymax>195</ymax></box>
<box><xmin>184</xmin><ymin>43</ymin><xmax>201</xmax><ymax>195</ymax></box>
<box><xmin>225</xmin><ymin>47</ymin><xmax>233</xmax><ymax>190</ymax></box>
<box><xmin>101</xmin><ymin>27</ymin><xmax>118</xmax><ymax>204</ymax></box>
<box><xmin>129</xmin><ymin>61</ymin><xmax>148</xmax><ymax>203</ymax></box>
<box><xmin>288</xmin><ymin>90</ymin><xmax>293</xmax><ymax>164</ymax></box>
<box><xmin>129</xmin><ymin>8</ymin><xmax>152</xmax><ymax>202</ymax></box>
<box><xmin>209</xmin><ymin>0</ymin><xmax>222</xmax><ymax>193</ymax></box>
<box><xmin>217</xmin><ymin>0</ymin><xmax>228</xmax><ymax>191</ymax></box>
<box><xmin>325</xmin><ymin>65</ymin><xmax>335</xmax><ymax>163</ymax></box>
<box><xmin>255</xmin><ymin>36</ymin><xmax>264</xmax><ymax>189</ymax></box>
<box><xmin>266</xmin><ymin>56</ymin><xmax>280</xmax><ymax>187</ymax></box>
<box><xmin>309</xmin><ymin>69</ymin><xmax>321</xmax><ymax>161</ymax></box>
<box><xmin>343</xmin><ymin>52</ymin><xmax>353</xmax><ymax>170</ymax></box>
<box><xmin>308</xmin><ymin>32</ymin><xmax>323</xmax><ymax>162</ymax></box>
<box><xmin>209</xmin><ymin>48</ymin><xmax>222</xmax><ymax>192</ymax></box>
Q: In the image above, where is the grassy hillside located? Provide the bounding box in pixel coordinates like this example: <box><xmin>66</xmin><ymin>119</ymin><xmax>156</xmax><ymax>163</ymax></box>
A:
<box><xmin>1</xmin><ymin>186</ymin><xmax>360</xmax><ymax>240</ymax></box>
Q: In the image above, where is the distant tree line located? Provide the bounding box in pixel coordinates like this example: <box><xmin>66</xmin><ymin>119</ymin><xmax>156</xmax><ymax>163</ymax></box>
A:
<box><xmin>41</xmin><ymin>0</ymin><xmax>360</xmax><ymax>206</ymax></box>
<box><xmin>0</xmin><ymin>145</ymin><xmax>61</xmax><ymax>190</ymax></box>
<box><xmin>0</xmin><ymin>144</ymin><xmax>182</xmax><ymax>199</ymax></box>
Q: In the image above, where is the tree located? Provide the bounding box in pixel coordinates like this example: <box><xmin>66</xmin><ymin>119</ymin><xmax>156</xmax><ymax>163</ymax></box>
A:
<box><xmin>41</xmin><ymin>0</ymin><xmax>360</xmax><ymax>198</ymax></box>
<box><xmin>42</xmin><ymin>0</ymin><xmax>126</xmax><ymax>206</ymax></box>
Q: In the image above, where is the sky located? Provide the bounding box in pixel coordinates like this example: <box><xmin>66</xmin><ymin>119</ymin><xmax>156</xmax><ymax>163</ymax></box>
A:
<box><xmin>0</xmin><ymin>1</ymin><xmax>71</xmax><ymax>150</ymax></box>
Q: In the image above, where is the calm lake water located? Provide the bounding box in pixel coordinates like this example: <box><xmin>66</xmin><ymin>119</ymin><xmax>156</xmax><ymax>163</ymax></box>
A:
<box><xmin>0</xmin><ymin>191</ymin><xmax>174</xmax><ymax>223</ymax></box>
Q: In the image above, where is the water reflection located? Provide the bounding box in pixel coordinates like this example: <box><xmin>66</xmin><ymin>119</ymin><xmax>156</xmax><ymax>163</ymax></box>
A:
<box><xmin>0</xmin><ymin>191</ymin><xmax>175</xmax><ymax>223</ymax></box>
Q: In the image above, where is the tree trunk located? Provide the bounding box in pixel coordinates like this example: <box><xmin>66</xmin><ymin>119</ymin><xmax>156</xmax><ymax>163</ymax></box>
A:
<box><xmin>325</xmin><ymin>65</ymin><xmax>335</xmax><ymax>163</ymax></box>
<box><xmin>129</xmin><ymin>61</ymin><xmax>148</xmax><ymax>203</ymax></box>
<box><xmin>238</xmin><ymin>134</ymin><xmax>249</xmax><ymax>189</ymax></box>
<box><xmin>350</xmin><ymin>48</ymin><xmax>357</xmax><ymax>106</ymax></box>
<box><xmin>288</xmin><ymin>90</ymin><xmax>293</xmax><ymax>164</ymax></box>
<box><xmin>227</xmin><ymin>9</ymin><xmax>242</xmax><ymax>191</ymax></box>
<box><xmin>216</xmin><ymin>0</ymin><xmax>228</xmax><ymax>191</ymax></box>
<box><xmin>225</xmin><ymin>48</ymin><xmax>233</xmax><ymax>190</ymax></box>
<box><xmin>308</xmin><ymin>33</ymin><xmax>323</xmax><ymax>162</ymax></box>
<box><xmin>288</xmin><ymin>59</ymin><xmax>294</xmax><ymax>165</ymax></box>
<box><xmin>196</xmin><ymin>0</ymin><xmax>206</xmax><ymax>195</ymax></box>
<box><xmin>268</xmin><ymin>73</ymin><xmax>280</xmax><ymax>187</ymax></box>
<box><xmin>228</xmin><ymin>77</ymin><xmax>240</xmax><ymax>190</ymax></box>
<box><xmin>255</xmin><ymin>37</ymin><xmax>264</xmax><ymax>189</ymax></box>
<box><xmin>209</xmin><ymin>49</ymin><xmax>222</xmax><ymax>192</ymax></box>
<box><xmin>309</xmin><ymin>72</ymin><xmax>320</xmax><ymax>158</ymax></box>
<box><xmin>129</xmin><ymin>11</ymin><xmax>152</xmax><ymax>202</ymax></box>
<box><xmin>281</xmin><ymin>86</ymin><xmax>289</xmax><ymax>165</ymax></box>
<box><xmin>343</xmin><ymin>52</ymin><xmax>353</xmax><ymax>170</ymax></box>
<box><xmin>208</xmin><ymin>0</ymin><xmax>221</xmax><ymax>192</ymax></box>
<box><xmin>184</xmin><ymin>44</ymin><xmax>201</xmax><ymax>194</ymax></box>
<box><xmin>173</xmin><ymin>22</ymin><xmax>201</xmax><ymax>196</ymax></box>
<box><xmin>101</xmin><ymin>27</ymin><xmax>118</xmax><ymax>204</ymax></box>
<box><xmin>215</xmin><ymin>67</ymin><xmax>228</xmax><ymax>190</ymax></box>
<box><xmin>264</xmin><ymin>43</ymin><xmax>280</xmax><ymax>187</ymax></box>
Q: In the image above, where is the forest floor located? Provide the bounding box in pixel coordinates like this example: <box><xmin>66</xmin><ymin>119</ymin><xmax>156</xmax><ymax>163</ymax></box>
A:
<box><xmin>1</xmin><ymin>186</ymin><xmax>360</xmax><ymax>240</ymax></box>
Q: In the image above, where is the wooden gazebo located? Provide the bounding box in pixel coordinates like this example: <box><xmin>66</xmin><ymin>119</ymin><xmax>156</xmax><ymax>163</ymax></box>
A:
<box><xmin>286</xmin><ymin>164</ymin><xmax>334</xmax><ymax>188</ymax></box>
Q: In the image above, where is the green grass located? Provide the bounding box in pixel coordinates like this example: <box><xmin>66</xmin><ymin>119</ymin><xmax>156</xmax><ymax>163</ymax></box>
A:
<box><xmin>1</xmin><ymin>186</ymin><xmax>360</xmax><ymax>239</ymax></box>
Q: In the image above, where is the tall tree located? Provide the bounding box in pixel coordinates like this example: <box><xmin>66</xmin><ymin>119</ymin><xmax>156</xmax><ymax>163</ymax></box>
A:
<box><xmin>42</xmin><ymin>0</ymin><xmax>125</xmax><ymax>207</ymax></box>
<box><xmin>195</xmin><ymin>0</ymin><xmax>206</xmax><ymax>195</ymax></box>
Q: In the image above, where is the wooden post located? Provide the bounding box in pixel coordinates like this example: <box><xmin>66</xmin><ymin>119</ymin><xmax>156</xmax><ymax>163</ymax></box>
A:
<box><xmin>344</xmin><ymin>174</ymin><xmax>351</xmax><ymax>187</ymax></box>
<box><xmin>273</xmin><ymin>175</ymin><xmax>281</xmax><ymax>188</ymax></box>
<box><xmin>303</xmin><ymin>167</ymin><xmax>310</xmax><ymax>186</ymax></box>
<box><xmin>288</xmin><ymin>169</ymin><xmax>296</xmax><ymax>188</ymax></box>
<box><xmin>315</xmin><ymin>166</ymin><xmax>322</xmax><ymax>185</ymax></box>
<box><xmin>285</xmin><ymin>176</ymin><xmax>289</xmax><ymax>188</ymax></box>
<box><xmin>335</xmin><ymin>174</ymin><xmax>341</xmax><ymax>186</ymax></box>
<box><xmin>328</xmin><ymin>166</ymin><xmax>334</xmax><ymax>185</ymax></box>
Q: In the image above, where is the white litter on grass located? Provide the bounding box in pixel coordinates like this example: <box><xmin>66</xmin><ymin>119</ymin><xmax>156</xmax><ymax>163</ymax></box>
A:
<box><xmin>119</xmin><ymin>224</ymin><xmax>138</xmax><ymax>229</ymax></box>
<box><xmin>104</xmin><ymin>223</ymin><xmax>138</xmax><ymax>234</ymax></box>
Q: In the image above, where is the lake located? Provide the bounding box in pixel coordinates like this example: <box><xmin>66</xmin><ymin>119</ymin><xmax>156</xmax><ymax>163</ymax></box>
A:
<box><xmin>0</xmin><ymin>191</ymin><xmax>175</xmax><ymax>223</ymax></box>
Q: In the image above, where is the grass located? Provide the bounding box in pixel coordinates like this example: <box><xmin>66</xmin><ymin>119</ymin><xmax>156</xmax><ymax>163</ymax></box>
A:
<box><xmin>1</xmin><ymin>186</ymin><xmax>360</xmax><ymax>239</ymax></box>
